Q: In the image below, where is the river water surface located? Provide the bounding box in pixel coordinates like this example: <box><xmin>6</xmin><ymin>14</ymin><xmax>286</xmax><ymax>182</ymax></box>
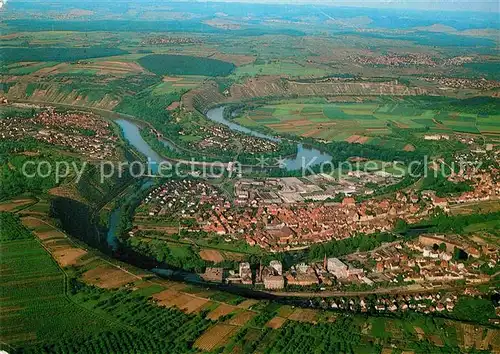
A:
<box><xmin>206</xmin><ymin>107</ymin><xmax>332</xmax><ymax>170</ymax></box>
<box><xmin>116</xmin><ymin>107</ymin><xmax>333</xmax><ymax>172</ymax></box>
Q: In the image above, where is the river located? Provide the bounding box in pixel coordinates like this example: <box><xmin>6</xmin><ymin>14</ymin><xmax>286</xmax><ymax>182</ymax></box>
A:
<box><xmin>116</xmin><ymin>106</ymin><xmax>332</xmax><ymax>172</ymax></box>
<box><xmin>107</xmin><ymin>110</ymin><xmax>433</xmax><ymax>300</ymax></box>
<box><xmin>206</xmin><ymin>107</ymin><xmax>332</xmax><ymax>171</ymax></box>
<box><xmin>106</xmin><ymin>179</ymin><xmax>154</xmax><ymax>251</ymax></box>
<box><xmin>108</xmin><ymin>106</ymin><xmax>334</xmax><ymax>289</ymax></box>
<box><xmin>109</xmin><ymin>105</ymin><xmax>333</xmax><ymax>258</ymax></box>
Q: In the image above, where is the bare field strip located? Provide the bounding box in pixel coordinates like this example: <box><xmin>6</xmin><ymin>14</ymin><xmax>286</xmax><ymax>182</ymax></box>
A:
<box><xmin>163</xmin><ymin>76</ymin><xmax>184</xmax><ymax>82</ymax></box>
<box><xmin>206</xmin><ymin>303</ymin><xmax>237</xmax><ymax>320</ymax></box>
<box><xmin>20</xmin><ymin>217</ymin><xmax>46</xmax><ymax>229</ymax></box>
<box><xmin>288</xmin><ymin>308</ymin><xmax>318</xmax><ymax>323</ymax></box>
<box><xmin>345</xmin><ymin>135</ymin><xmax>361</xmax><ymax>143</ymax></box>
<box><xmin>194</xmin><ymin>324</ymin><xmax>238</xmax><ymax>351</ymax></box>
<box><xmin>35</xmin><ymin>230</ymin><xmax>65</xmax><ymax>240</ymax></box>
<box><xmin>228</xmin><ymin>310</ymin><xmax>257</xmax><ymax>326</ymax></box>
<box><xmin>266</xmin><ymin>316</ymin><xmax>287</xmax><ymax>329</ymax></box>
<box><xmin>152</xmin><ymin>289</ymin><xmax>180</xmax><ymax>305</ymax></box>
<box><xmin>52</xmin><ymin>248</ymin><xmax>87</xmax><ymax>267</ymax></box>
<box><xmin>162</xmin><ymin>293</ymin><xmax>193</xmax><ymax>308</ymax></box>
<box><xmin>82</xmin><ymin>265</ymin><xmax>138</xmax><ymax>289</ymax></box>
<box><xmin>181</xmin><ymin>297</ymin><xmax>210</xmax><ymax>314</ymax></box>
<box><xmin>199</xmin><ymin>249</ymin><xmax>224</xmax><ymax>262</ymax></box>
<box><xmin>0</xmin><ymin>199</ymin><xmax>35</xmax><ymax>212</ymax></box>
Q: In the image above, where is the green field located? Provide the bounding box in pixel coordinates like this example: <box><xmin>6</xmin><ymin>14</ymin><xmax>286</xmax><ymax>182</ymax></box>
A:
<box><xmin>236</xmin><ymin>102</ymin><xmax>500</xmax><ymax>146</ymax></box>
<box><xmin>2</xmin><ymin>61</ymin><xmax>58</xmax><ymax>75</ymax></box>
<box><xmin>0</xmin><ymin>214</ymin><xmax>212</xmax><ymax>353</ymax></box>
<box><xmin>0</xmin><ymin>219</ymin><xmax>113</xmax><ymax>346</ymax></box>
<box><xmin>152</xmin><ymin>75</ymin><xmax>207</xmax><ymax>95</ymax></box>
<box><xmin>232</xmin><ymin>60</ymin><xmax>331</xmax><ymax>78</ymax></box>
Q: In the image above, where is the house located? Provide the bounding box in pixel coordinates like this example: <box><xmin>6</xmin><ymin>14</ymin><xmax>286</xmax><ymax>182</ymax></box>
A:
<box><xmin>342</xmin><ymin>197</ymin><xmax>356</xmax><ymax>207</ymax></box>
<box><xmin>327</xmin><ymin>258</ymin><xmax>349</xmax><ymax>278</ymax></box>
<box><xmin>263</xmin><ymin>275</ymin><xmax>284</xmax><ymax>289</ymax></box>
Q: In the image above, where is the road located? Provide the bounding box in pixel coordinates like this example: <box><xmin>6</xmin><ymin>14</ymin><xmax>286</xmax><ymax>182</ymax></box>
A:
<box><xmin>266</xmin><ymin>273</ymin><xmax>500</xmax><ymax>298</ymax></box>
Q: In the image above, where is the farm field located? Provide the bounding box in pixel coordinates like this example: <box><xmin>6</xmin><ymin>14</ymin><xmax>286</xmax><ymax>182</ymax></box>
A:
<box><xmin>2</xmin><ymin>207</ymin><xmax>500</xmax><ymax>353</ymax></box>
<box><xmin>232</xmin><ymin>60</ymin><xmax>331</xmax><ymax>79</ymax></box>
<box><xmin>0</xmin><ymin>198</ymin><xmax>36</xmax><ymax>212</ymax></box>
<box><xmin>152</xmin><ymin>75</ymin><xmax>207</xmax><ymax>95</ymax></box>
<box><xmin>199</xmin><ymin>248</ymin><xmax>246</xmax><ymax>262</ymax></box>
<box><xmin>0</xmin><ymin>213</ymin><xmax>114</xmax><ymax>346</ymax></box>
<box><xmin>194</xmin><ymin>323</ymin><xmax>239</xmax><ymax>351</ymax></box>
<box><xmin>266</xmin><ymin>316</ymin><xmax>288</xmax><ymax>329</ymax></box>
<box><xmin>235</xmin><ymin>102</ymin><xmax>500</xmax><ymax>146</ymax></box>
<box><xmin>0</xmin><ymin>238</ymin><xmax>113</xmax><ymax>345</ymax></box>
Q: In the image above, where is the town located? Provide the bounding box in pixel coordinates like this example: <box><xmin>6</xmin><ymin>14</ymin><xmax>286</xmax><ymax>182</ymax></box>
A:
<box><xmin>141</xmin><ymin>36</ymin><xmax>203</xmax><ymax>45</ymax></box>
<box><xmin>349</xmin><ymin>53</ymin><xmax>476</xmax><ymax>68</ymax></box>
<box><xmin>423</xmin><ymin>77</ymin><xmax>500</xmax><ymax>91</ymax></box>
<box><xmin>134</xmin><ymin>165</ymin><xmax>499</xmax><ymax>251</ymax></box>
<box><xmin>0</xmin><ymin>108</ymin><xmax>118</xmax><ymax>160</ymax></box>
<box><xmin>196</xmin><ymin>230</ymin><xmax>498</xmax><ymax>320</ymax></box>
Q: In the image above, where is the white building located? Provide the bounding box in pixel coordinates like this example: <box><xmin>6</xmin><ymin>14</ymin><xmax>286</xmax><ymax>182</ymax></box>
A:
<box><xmin>263</xmin><ymin>275</ymin><xmax>284</xmax><ymax>289</ymax></box>
<box><xmin>269</xmin><ymin>260</ymin><xmax>283</xmax><ymax>275</ymax></box>
<box><xmin>239</xmin><ymin>262</ymin><xmax>251</xmax><ymax>277</ymax></box>
<box><xmin>327</xmin><ymin>258</ymin><xmax>348</xmax><ymax>278</ymax></box>
<box><xmin>424</xmin><ymin>134</ymin><xmax>450</xmax><ymax>141</ymax></box>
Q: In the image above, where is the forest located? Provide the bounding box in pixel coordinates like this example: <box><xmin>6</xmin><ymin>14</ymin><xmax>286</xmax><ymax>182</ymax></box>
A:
<box><xmin>115</xmin><ymin>90</ymin><xmax>180</xmax><ymax>128</ymax></box>
<box><xmin>0</xmin><ymin>47</ymin><xmax>129</xmax><ymax>64</ymax></box>
<box><xmin>421</xmin><ymin>174</ymin><xmax>473</xmax><ymax>197</ymax></box>
<box><xmin>138</xmin><ymin>54</ymin><xmax>236</xmax><ymax>77</ymax></box>
<box><xmin>427</xmin><ymin>211</ymin><xmax>500</xmax><ymax>234</ymax></box>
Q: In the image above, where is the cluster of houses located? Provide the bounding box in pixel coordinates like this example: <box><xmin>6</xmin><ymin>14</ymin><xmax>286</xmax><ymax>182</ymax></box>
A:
<box><xmin>423</xmin><ymin>77</ymin><xmax>500</xmax><ymax>90</ymax></box>
<box><xmin>192</xmin><ymin>125</ymin><xmax>279</xmax><ymax>155</ymax></box>
<box><xmin>137</xmin><ymin>165</ymin><xmax>499</xmax><ymax>252</ymax></box>
<box><xmin>347</xmin><ymin>233</ymin><xmax>498</xmax><ymax>288</ymax></box>
<box><xmin>141</xmin><ymin>179</ymin><xmax>224</xmax><ymax>219</ymax></box>
<box><xmin>141</xmin><ymin>36</ymin><xmax>202</xmax><ymax>45</ymax></box>
<box><xmin>234</xmin><ymin>192</ymin><xmax>432</xmax><ymax>251</ymax></box>
<box><xmin>350</xmin><ymin>53</ymin><xmax>438</xmax><ymax>67</ymax></box>
<box><xmin>0</xmin><ymin>108</ymin><xmax>117</xmax><ymax>160</ymax></box>
<box><xmin>350</xmin><ymin>53</ymin><xmax>482</xmax><ymax>72</ymax></box>
<box><xmin>367</xmin><ymin>293</ymin><xmax>458</xmax><ymax>314</ymax></box>
<box><xmin>220</xmin><ymin>257</ymin><xmax>370</xmax><ymax>290</ymax></box>
<box><xmin>316</xmin><ymin>293</ymin><xmax>460</xmax><ymax>314</ymax></box>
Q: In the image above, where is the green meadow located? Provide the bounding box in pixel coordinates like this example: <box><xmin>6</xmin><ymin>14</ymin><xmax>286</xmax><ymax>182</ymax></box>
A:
<box><xmin>236</xmin><ymin>102</ymin><xmax>500</xmax><ymax>148</ymax></box>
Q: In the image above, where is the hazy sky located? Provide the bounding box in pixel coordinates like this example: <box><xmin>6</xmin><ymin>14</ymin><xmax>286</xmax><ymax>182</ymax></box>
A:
<box><xmin>199</xmin><ymin>0</ymin><xmax>499</xmax><ymax>13</ymax></box>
